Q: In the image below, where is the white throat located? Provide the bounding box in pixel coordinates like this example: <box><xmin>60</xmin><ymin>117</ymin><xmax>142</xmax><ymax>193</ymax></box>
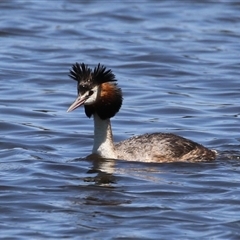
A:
<box><xmin>92</xmin><ymin>114</ymin><xmax>117</xmax><ymax>159</ymax></box>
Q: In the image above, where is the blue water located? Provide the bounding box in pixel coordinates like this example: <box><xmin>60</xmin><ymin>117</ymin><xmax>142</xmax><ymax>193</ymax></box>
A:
<box><xmin>0</xmin><ymin>1</ymin><xmax>240</xmax><ymax>239</ymax></box>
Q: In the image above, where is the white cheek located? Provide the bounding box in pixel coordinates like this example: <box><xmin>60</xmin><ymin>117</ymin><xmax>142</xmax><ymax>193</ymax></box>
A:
<box><xmin>84</xmin><ymin>86</ymin><xmax>99</xmax><ymax>105</ymax></box>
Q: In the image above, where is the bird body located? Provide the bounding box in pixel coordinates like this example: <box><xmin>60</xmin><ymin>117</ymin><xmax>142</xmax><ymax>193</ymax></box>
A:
<box><xmin>67</xmin><ymin>63</ymin><xmax>216</xmax><ymax>162</ymax></box>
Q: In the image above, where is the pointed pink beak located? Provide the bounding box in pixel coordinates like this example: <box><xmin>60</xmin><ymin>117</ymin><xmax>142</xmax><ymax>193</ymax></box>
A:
<box><xmin>67</xmin><ymin>95</ymin><xmax>87</xmax><ymax>112</ymax></box>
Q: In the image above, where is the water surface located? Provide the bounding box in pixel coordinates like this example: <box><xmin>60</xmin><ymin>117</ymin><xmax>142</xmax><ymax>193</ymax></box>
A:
<box><xmin>0</xmin><ymin>1</ymin><xmax>240</xmax><ymax>239</ymax></box>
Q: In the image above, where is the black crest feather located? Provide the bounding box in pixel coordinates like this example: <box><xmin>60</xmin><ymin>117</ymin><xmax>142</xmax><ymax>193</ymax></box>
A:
<box><xmin>69</xmin><ymin>63</ymin><xmax>91</xmax><ymax>82</ymax></box>
<box><xmin>92</xmin><ymin>63</ymin><xmax>116</xmax><ymax>84</ymax></box>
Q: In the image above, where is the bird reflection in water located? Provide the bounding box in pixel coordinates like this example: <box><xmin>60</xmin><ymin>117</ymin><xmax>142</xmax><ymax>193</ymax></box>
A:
<box><xmin>84</xmin><ymin>156</ymin><xmax>116</xmax><ymax>186</ymax></box>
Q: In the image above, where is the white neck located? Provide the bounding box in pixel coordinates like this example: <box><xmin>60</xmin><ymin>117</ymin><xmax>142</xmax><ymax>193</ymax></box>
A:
<box><xmin>92</xmin><ymin>114</ymin><xmax>117</xmax><ymax>159</ymax></box>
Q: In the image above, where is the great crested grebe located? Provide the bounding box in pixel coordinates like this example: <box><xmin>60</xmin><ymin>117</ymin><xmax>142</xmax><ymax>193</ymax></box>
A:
<box><xmin>67</xmin><ymin>63</ymin><xmax>216</xmax><ymax>162</ymax></box>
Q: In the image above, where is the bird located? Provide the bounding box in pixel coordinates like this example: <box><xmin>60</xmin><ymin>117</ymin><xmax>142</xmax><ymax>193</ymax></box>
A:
<box><xmin>67</xmin><ymin>63</ymin><xmax>216</xmax><ymax>162</ymax></box>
